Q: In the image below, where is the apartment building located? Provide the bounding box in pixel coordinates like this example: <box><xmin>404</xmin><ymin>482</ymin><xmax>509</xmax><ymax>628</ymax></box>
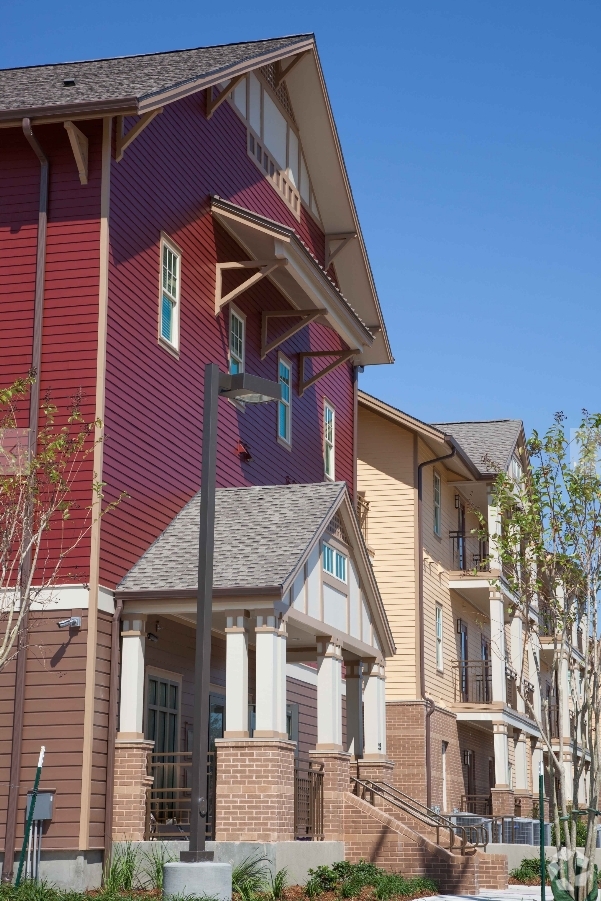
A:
<box><xmin>357</xmin><ymin>391</ymin><xmax>544</xmax><ymax>819</ymax></box>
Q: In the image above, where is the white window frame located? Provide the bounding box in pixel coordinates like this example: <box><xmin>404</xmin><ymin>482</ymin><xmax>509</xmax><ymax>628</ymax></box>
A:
<box><xmin>228</xmin><ymin>304</ymin><xmax>246</xmax><ymax>375</ymax></box>
<box><xmin>433</xmin><ymin>471</ymin><xmax>441</xmax><ymax>536</ymax></box>
<box><xmin>436</xmin><ymin>604</ymin><xmax>444</xmax><ymax>672</ymax></box>
<box><xmin>277</xmin><ymin>352</ymin><xmax>292</xmax><ymax>448</ymax></box>
<box><xmin>158</xmin><ymin>234</ymin><xmax>181</xmax><ymax>355</ymax></box>
<box><xmin>324</xmin><ymin>401</ymin><xmax>335</xmax><ymax>480</ymax></box>
<box><xmin>335</xmin><ymin>550</ymin><xmax>347</xmax><ymax>583</ymax></box>
<box><xmin>322</xmin><ymin>543</ymin><xmax>334</xmax><ymax>575</ymax></box>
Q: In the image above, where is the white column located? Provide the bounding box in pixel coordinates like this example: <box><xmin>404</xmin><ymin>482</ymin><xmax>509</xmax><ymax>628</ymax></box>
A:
<box><xmin>490</xmin><ymin>591</ymin><xmax>507</xmax><ymax>704</ymax></box>
<box><xmin>487</xmin><ymin>490</ymin><xmax>502</xmax><ymax>571</ymax></box>
<box><xmin>515</xmin><ymin>733</ymin><xmax>528</xmax><ymax>791</ymax></box>
<box><xmin>532</xmin><ymin>743</ymin><xmax>544</xmax><ymax>795</ymax></box>
<box><xmin>254</xmin><ymin>615</ymin><xmax>287</xmax><ymax>739</ymax></box>
<box><xmin>346</xmin><ymin>661</ymin><xmax>364</xmax><ymax>758</ymax></box>
<box><xmin>560</xmin><ymin>652</ymin><xmax>571</xmax><ymax>741</ymax></box>
<box><xmin>510</xmin><ymin>615</ymin><xmax>525</xmax><ymax>713</ymax></box>
<box><xmin>493</xmin><ymin>722</ymin><xmax>510</xmax><ymax>787</ymax></box>
<box><xmin>364</xmin><ymin>661</ymin><xmax>387</xmax><ymax>759</ymax></box>
<box><xmin>527</xmin><ymin>631</ymin><xmax>542</xmax><ymax>721</ymax></box>
<box><xmin>118</xmin><ymin>616</ymin><xmax>146</xmax><ymax>739</ymax></box>
<box><xmin>316</xmin><ymin>638</ymin><xmax>343</xmax><ymax>751</ymax></box>
<box><xmin>225</xmin><ymin>614</ymin><xmax>249</xmax><ymax>738</ymax></box>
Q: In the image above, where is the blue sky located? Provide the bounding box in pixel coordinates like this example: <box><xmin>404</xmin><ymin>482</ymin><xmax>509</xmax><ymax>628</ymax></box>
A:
<box><xmin>3</xmin><ymin>1</ymin><xmax>599</xmax><ymax>438</ymax></box>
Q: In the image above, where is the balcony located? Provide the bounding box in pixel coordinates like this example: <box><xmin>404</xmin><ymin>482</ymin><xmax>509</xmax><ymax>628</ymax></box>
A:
<box><xmin>356</xmin><ymin>495</ymin><xmax>370</xmax><ymax>544</ymax></box>
<box><xmin>449</xmin><ymin>532</ymin><xmax>489</xmax><ymax>573</ymax></box>
<box><xmin>453</xmin><ymin>660</ymin><xmax>492</xmax><ymax>704</ymax></box>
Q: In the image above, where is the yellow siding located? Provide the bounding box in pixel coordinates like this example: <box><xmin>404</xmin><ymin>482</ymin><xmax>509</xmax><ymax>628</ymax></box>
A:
<box><xmin>357</xmin><ymin>407</ymin><xmax>417</xmax><ymax>699</ymax></box>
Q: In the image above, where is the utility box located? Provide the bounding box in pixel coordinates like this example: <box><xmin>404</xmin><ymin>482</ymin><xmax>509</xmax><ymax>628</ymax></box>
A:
<box><xmin>26</xmin><ymin>791</ymin><xmax>54</xmax><ymax>821</ymax></box>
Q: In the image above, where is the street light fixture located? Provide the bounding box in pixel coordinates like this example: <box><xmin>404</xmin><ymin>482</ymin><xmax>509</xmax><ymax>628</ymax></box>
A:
<box><xmin>180</xmin><ymin>364</ymin><xmax>282</xmax><ymax>863</ymax></box>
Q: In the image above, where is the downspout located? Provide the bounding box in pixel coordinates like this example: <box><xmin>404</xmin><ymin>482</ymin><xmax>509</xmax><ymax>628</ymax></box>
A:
<box><xmin>417</xmin><ymin>441</ymin><xmax>456</xmax><ymax>809</ymax></box>
<box><xmin>103</xmin><ymin>596</ymin><xmax>123</xmax><ymax>858</ymax></box>
<box><xmin>2</xmin><ymin>120</ymin><xmax>49</xmax><ymax>883</ymax></box>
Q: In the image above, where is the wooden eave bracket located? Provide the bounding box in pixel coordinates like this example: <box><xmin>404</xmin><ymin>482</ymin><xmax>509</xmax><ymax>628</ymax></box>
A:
<box><xmin>273</xmin><ymin>51</ymin><xmax>311</xmax><ymax>88</ymax></box>
<box><xmin>299</xmin><ymin>349</ymin><xmax>359</xmax><ymax>396</ymax></box>
<box><xmin>115</xmin><ymin>109</ymin><xmax>163</xmax><ymax>162</ymax></box>
<box><xmin>325</xmin><ymin>232</ymin><xmax>357</xmax><ymax>270</ymax></box>
<box><xmin>261</xmin><ymin>309</ymin><xmax>326</xmax><ymax>359</ymax></box>
<box><xmin>64</xmin><ymin>120</ymin><xmax>89</xmax><ymax>184</ymax></box>
<box><xmin>215</xmin><ymin>260</ymin><xmax>288</xmax><ymax>314</ymax></box>
<box><xmin>206</xmin><ymin>74</ymin><xmax>247</xmax><ymax>119</ymax></box>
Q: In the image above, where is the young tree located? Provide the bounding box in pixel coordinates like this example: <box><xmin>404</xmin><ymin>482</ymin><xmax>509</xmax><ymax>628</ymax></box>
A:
<box><xmin>0</xmin><ymin>375</ymin><xmax>120</xmax><ymax>671</ymax></box>
<box><xmin>488</xmin><ymin>412</ymin><xmax>601</xmax><ymax>901</ymax></box>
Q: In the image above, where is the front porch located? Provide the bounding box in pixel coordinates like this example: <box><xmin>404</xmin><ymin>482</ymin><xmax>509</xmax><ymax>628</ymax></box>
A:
<box><xmin>111</xmin><ymin>482</ymin><xmax>395</xmax><ymax>845</ymax></box>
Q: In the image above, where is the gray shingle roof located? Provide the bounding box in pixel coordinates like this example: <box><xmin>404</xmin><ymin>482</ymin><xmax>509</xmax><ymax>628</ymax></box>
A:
<box><xmin>118</xmin><ymin>481</ymin><xmax>346</xmax><ymax>594</ymax></box>
<box><xmin>431</xmin><ymin>419</ymin><xmax>522</xmax><ymax>475</ymax></box>
<box><xmin>0</xmin><ymin>35</ymin><xmax>312</xmax><ymax>117</ymax></box>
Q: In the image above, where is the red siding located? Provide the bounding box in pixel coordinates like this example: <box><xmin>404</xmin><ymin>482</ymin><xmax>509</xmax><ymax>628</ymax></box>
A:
<box><xmin>100</xmin><ymin>92</ymin><xmax>354</xmax><ymax>587</ymax></box>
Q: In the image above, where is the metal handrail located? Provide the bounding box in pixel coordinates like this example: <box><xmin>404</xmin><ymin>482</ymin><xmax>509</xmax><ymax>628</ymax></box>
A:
<box><xmin>351</xmin><ymin>777</ymin><xmax>487</xmax><ymax>855</ymax></box>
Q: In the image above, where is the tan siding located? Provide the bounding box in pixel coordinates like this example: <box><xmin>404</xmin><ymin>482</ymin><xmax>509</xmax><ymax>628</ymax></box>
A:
<box><xmin>357</xmin><ymin>407</ymin><xmax>417</xmax><ymax>700</ymax></box>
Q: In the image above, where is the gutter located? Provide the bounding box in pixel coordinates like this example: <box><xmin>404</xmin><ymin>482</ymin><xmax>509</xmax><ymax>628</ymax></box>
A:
<box><xmin>417</xmin><ymin>439</ymin><xmax>456</xmax><ymax>810</ymax></box>
<box><xmin>2</xmin><ymin>120</ymin><xmax>48</xmax><ymax>884</ymax></box>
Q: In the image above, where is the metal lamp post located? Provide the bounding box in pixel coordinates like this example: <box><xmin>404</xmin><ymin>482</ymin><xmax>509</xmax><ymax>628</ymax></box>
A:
<box><xmin>181</xmin><ymin>363</ymin><xmax>282</xmax><ymax>862</ymax></box>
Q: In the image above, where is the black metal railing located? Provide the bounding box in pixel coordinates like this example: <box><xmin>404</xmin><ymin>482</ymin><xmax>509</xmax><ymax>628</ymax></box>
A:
<box><xmin>460</xmin><ymin>794</ymin><xmax>492</xmax><ymax>816</ymax></box>
<box><xmin>453</xmin><ymin>660</ymin><xmax>492</xmax><ymax>704</ymax></box>
<box><xmin>145</xmin><ymin>751</ymin><xmax>215</xmax><ymax>840</ymax></box>
<box><xmin>294</xmin><ymin>757</ymin><xmax>324</xmax><ymax>840</ymax></box>
<box><xmin>449</xmin><ymin>532</ymin><xmax>489</xmax><ymax>573</ymax></box>
<box><xmin>356</xmin><ymin>496</ymin><xmax>370</xmax><ymax>544</ymax></box>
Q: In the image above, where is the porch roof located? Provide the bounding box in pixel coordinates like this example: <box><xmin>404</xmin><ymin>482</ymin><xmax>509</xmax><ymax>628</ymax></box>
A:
<box><xmin>118</xmin><ymin>481</ymin><xmax>340</xmax><ymax>595</ymax></box>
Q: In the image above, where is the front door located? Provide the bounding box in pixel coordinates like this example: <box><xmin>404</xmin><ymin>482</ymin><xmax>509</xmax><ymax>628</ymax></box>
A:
<box><xmin>457</xmin><ymin>619</ymin><xmax>468</xmax><ymax>701</ymax></box>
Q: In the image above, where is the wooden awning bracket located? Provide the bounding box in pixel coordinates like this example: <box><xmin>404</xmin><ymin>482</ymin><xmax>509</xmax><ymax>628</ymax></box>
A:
<box><xmin>115</xmin><ymin>109</ymin><xmax>163</xmax><ymax>162</ymax></box>
<box><xmin>274</xmin><ymin>52</ymin><xmax>310</xmax><ymax>88</ymax></box>
<box><xmin>215</xmin><ymin>260</ymin><xmax>288</xmax><ymax>314</ymax></box>
<box><xmin>325</xmin><ymin>232</ymin><xmax>357</xmax><ymax>270</ymax></box>
<box><xmin>298</xmin><ymin>349</ymin><xmax>359</xmax><ymax>396</ymax></box>
<box><xmin>261</xmin><ymin>309</ymin><xmax>326</xmax><ymax>359</ymax></box>
<box><xmin>64</xmin><ymin>121</ymin><xmax>89</xmax><ymax>185</ymax></box>
<box><xmin>206</xmin><ymin>74</ymin><xmax>247</xmax><ymax>120</ymax></box>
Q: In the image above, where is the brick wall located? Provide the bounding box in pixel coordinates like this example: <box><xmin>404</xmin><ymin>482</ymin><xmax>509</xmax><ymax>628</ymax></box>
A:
<box><xmin>112</xmin><ymin>740</ymin><xmax>154</xmax><ymax>840</ymax></box>
<box><xmin>430</xmin><ymin>707</ymin><xmax>463</xmax><ymax>812</ymax></box>
<box><xmin>310</xmin><ymin>751</ymin><xmax>351</xmax><ymax>841</ymax></box>
<box><xmin>343</xmin><ymin>792</ymin><xmax>508</xmax><ymax>893</ymax></box>
<box><xmin>215</xmin><ymin>738</ymin><xmax>295</xmax><ymax>841</ymax></box>
<box><xmin>386</xmin><ymin>702</ymin><xmax>427</xmax><ymax>802</ymax></box>
<box><xmin>457</xmin><ymin>722</ymin><xmax>495</xmax><ymax>798</ymax></box>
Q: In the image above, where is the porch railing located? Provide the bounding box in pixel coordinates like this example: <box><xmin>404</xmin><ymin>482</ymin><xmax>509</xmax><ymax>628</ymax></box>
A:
<box><xmin>294</xmin><ymin>756</ymin><xmax>324</xmax><ymax>840</ymax></box>
<box><xmin>449</xmin><ymin>532</ymin><xmax>489</xmax><ymax>573</ymax></box>
<box><xmin>145</xmin><ymin>750</ymin><xmax>215</xmax><ymax>840</ymax></box>
<box><xmin>356</xmin><ymin>496</ymin><xmax>370</xmax><ymax>544</ymax></box>
<box><xmin>460</xmin><ymin>794</ymin><xmax>492</xmax><ymax>816</ymax></box>
<box><xmin>453</xmin><ymin>660</ymin><xmax>492</xmax><ymax>704</ymax></box>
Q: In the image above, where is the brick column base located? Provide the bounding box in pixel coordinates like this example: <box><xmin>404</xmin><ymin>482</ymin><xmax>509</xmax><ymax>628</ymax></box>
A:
<box><xmin>514</xmin><ymin>791</ymin><xmax>533</xmax><ymax>817</ymax></box>
<box><xmin>355</xmin><ymin>758</ymin><xmax>395</xmax><ymax>785</ymax></box>
<box><xmin>310</xmin><ymin>751</ymin><xmax>351</xmax><ymax>841</ymax></box>
<box><xmin>491</xmin><ymin>787</ymin><xmax>515</xmax><ymax>816</ymax></box>
<box><xmin>112</xmin><ymin>739</ymin><xmax>154</xmax><ymax>840</ymax></box>
<box><xmin>215</xmin><ymin>738</ymin><xmax>295</xmax><ymax>841</ymax></box>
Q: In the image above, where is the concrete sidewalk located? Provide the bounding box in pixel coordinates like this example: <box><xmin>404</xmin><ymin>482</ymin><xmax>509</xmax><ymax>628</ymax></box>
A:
<box><xmin>424</xmin><ymin>888</ymin><xmax>554</xmax><ymax>901</ymax></box>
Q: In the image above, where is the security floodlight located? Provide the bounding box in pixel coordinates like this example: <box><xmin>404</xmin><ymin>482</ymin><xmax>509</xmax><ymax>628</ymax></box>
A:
<box><xmin>218</xmin><ymin>372</ymin><xmax>282</xmax><ymax>405</ymax></box>
<box><xmin>57</xmin><ymin>616</ymin><xmax>81</xmax><ymax>629</ymax></box>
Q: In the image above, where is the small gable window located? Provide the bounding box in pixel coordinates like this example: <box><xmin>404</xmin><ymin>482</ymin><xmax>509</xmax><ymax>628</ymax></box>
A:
<box><xmin>323</xmin><ymin>542</ymin><xmax>347</xmax><ymax>583</ymax></box>
<box><xmin>159</xmin><ymin>236</ymin><xmax>180</xmax><ymax>353</ymax></box>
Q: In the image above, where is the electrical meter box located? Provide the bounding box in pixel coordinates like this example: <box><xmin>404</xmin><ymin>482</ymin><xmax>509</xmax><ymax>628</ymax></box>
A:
<box><xmin>26</xmin><ymin>791</ymin><xmax>54</xmax><ymax>821</ymax></box>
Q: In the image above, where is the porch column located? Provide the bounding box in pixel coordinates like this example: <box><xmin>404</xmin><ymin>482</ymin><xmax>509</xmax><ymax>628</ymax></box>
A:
<box><xmin>364</xmin><ymin>661</ymin><xmax>387</xmax><ymax>759</ymax></box>
<box><xmin>255</xmin><ymin>615</ymin><xmax>287</xmax><ymax>739</ymax></box>
<box><xmin>560</xmin><ymin>652</ymin><xmax>571</xmax><ymax>741</ymax></box>
<box><xmin>515</xmin><ymin>733</ymin><xmax>528</xmax><ymax>790</ymax></box>
<box><xmin>527</xmin><ymin>631</ymin><xmax>542</xmax><ymax>720</ymax></box>
<box><xmin>490</xmin><ymin>722</ymin><xmax>514</xmax><ymax>815</ymax></box>
<box><xmin>113</xmin><ymin>615</ymin><xmax>154</xmax><ymax>840</ymax></box>
<box><xmin>489</xmin><ymin>590</ymin><xmax>507</xmax><ymax>704</ymax></box>
<box><xmin>225</xmin><ymin>614</ymin><xmax>249</xmax><ymax>738</ymax></box>
<box><xmin>316</xmin><ymin>638</ymin><xmax>343</xmax><ymax>750</ymax></box>
<box><xmin>346</xmin><ymin>661</ymin><xmax>364</xmax><ymax>758</ymax></box>
<box><xmin>510</xmin><ymin>614</ymin><xmax>525</xmax><ymax>713</ymax></box>
<box><xmin>118</xmin><ymin>616</ymin><xmax>146</xmax><ymax>738</ymax></box>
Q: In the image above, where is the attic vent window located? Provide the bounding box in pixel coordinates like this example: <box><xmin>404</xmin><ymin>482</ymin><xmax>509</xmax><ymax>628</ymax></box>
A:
<box><xmin>63</xmin><ymin>78</ymin><xmax>76</xmax><ymax>87</ymax></box>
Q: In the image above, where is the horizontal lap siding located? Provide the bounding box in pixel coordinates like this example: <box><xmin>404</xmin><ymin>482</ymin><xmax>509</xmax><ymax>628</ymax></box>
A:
<box><xmin>101</xmin><ymin>93</ymin><xmax>353</xmax><ymax>588</ymax></box>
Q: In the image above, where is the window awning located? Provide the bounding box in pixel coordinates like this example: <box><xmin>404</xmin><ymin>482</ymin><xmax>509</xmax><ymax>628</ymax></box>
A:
<box><xmin>211</xmin><ymin>197</ymin><xmax>377</xmax><ymax>363</ymax></box>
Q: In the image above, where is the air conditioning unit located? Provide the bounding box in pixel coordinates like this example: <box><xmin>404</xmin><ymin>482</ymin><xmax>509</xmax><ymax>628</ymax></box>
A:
<box><xmin>513</xmin><ymin>818</ymin><xmax>535</xmax><ymax>845</ymax></box>
<box><xmin>532</xmin><ymin>820</ymin><xmax>552</xmax><ymax>847</ymax></box>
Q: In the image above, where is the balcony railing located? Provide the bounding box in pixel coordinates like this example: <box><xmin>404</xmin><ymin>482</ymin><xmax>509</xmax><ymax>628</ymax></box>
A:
<box><xmin>356</xmin><ymin>496</ymin><xmax>370</xmax><ymax>544</ymax></box>
<box><xmin>145</xmin><ymin>750</ymin><xmax>215</xmax><ymax>840</ymax></box>
<box><xmin>294</xmin><ymin>756</ymin><xmax>324</xmax><ymax>840</ymax></box>
<box><xmin>546</xmin><ymin>704</ymin><xmax>576</xmax><ymax>741</ymax></box>
<box><xmin>453</xmin><ymin>660</ymin><xmax>492</xmax><ymax>704</ymax></box>
<box><xmin>449</xmin><ymin>532</ymin><xmax>489</xmax><ymax>573</ymax></box>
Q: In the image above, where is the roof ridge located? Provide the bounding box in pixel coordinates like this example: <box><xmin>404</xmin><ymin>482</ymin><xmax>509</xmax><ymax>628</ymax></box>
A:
<box><xmin>0</xmin><ymin>34</ymin><xmax>314</xmax><ymax>74</ymax></box>
<box><xmin>432</xmin><ymin>418</ymin><xmax>522</xmax><ymax>426</ymax></box>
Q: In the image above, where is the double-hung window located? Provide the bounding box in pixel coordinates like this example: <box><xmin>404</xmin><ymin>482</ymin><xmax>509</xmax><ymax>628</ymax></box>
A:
<box><xmin>229</xmin><ymin>306</ymin><xmax>245</xmax><ymax>374</ymax></box>
<box><xmin>323</xmin><ymin>543</ymin><xmax>347</xmax><ymax>583</ymax></box>
<box><xmin>159</xmin><ymin>237</ymin><xmax>180</xmax><ymax>352</ymax></box>
<box><xmin>277</xmin><ymin>354</ymin><xmax>291</xmax><ymax>446</ymax></box>
<box><xmin>324</xmin><ymin>402</ymin><xmax>335</xmax><ymax>480</ymax></box>
<box><xmin>435</xmin><ymin>604</ymin><xmax>443</xmax><ymax>671</ymax></box>
<box><xmin>433</xmin><ymin>471</ymin><xmax>441</xmax><ymax>536</ymax></box>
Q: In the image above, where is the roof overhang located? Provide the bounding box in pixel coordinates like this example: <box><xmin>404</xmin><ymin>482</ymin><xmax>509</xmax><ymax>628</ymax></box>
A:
<box><xmin>212</xmin><ymin>197</ymin><xmax>375</xmax><ymax>360</ymax></box>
